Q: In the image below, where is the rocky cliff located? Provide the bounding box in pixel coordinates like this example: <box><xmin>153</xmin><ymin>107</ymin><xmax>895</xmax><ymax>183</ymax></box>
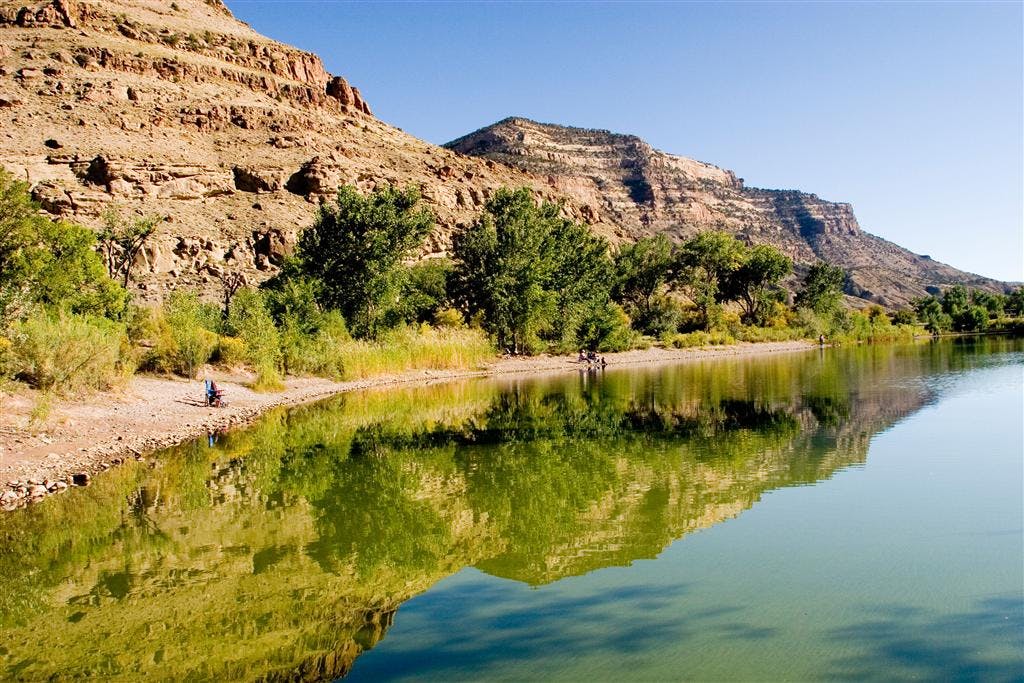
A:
<box><xmin>0</xmin><ymin>0</ymin><xmax>1006</xmax><ymax>307</ymax></box>
<box><xmin>0</xmin><ymin>0</ymin><xmax>586</xmax><ymax>299</ymax></box>
<box><xmin>446</xmin><ymin>118</ymin><xmax>1006</xmax><ymax>306</ymax></box>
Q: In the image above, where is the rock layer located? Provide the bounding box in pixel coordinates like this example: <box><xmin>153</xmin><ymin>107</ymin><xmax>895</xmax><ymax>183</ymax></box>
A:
<box><xmin>0</xmin><ymin>0</ymin><xmax>1007</xmax><ymax>306</ymax></box>
<box><xmin>446</xmin><ymin>118</ymin><xmax>1006</xmax><ymax>306</ymax></box>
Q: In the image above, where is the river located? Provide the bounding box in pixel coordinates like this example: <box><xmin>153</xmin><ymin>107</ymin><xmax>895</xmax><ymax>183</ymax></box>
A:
<box><xmin>1</xmin><ymin>337</ymin><xmax>1021</xmax><ymax>681</ymax></box>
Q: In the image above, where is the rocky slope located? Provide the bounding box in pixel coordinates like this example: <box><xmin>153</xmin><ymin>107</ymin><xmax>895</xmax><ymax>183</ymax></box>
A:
<box><xmin>0</xmin><ymin>0</ymin><xmax>585</xmax><ymax>299</ymax></box>
<box><xmin>0</xmin><ymin>0</ymin><xmax>1005</xmax><ymax>307</ymax></box>
<box><xmin>446</xmin><ymin>118</ymin><xmax>1006</xmax><ymax>306</ymax></box>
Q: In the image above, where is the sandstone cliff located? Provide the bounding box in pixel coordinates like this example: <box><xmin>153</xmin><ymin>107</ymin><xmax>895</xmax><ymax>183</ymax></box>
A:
<box><xmin>0</xmin><ymin>0</ymin><xmax>587</xmax><ymax>299</ymax></box>
<box><xmin>0</xmin><ymin>0</ymin><xmax>1006</xmax><ymax>307</ymax></box>
<box><xmin>446</xmin><ymin>117</ymin><xmax>1006</xmax><ymax>306</ymax></box>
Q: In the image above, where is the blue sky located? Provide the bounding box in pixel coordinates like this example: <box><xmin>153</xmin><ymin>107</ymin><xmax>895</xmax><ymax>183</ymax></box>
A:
<box><xmin>226</xmin><ymin>1</ymin><xmax>1023</xmax><ymax>282</ymax></box>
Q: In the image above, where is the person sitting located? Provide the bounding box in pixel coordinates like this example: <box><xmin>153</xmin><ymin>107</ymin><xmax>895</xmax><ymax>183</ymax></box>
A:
<box><xmin>205</xmin><ymin>379</ymin><xmax>226</xmax><ymax>407</ymax></box>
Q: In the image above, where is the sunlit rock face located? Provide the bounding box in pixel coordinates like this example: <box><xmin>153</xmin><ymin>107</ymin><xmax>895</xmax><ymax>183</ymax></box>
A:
<box><xmin>0</xmin><ymin>2</ymin><xmax>1006</xmax><ymax>306</ymax></box>
<box><xmin>446</xmin><ymin>117</ymin><xmax>1007</xmax><ymax>306</ymax></box>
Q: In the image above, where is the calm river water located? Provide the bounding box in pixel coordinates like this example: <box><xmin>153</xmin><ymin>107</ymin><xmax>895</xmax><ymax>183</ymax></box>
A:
<box><xmin>1</xmin><ymin>338</ymin><xmax>1021</xmax><ymax>681</ymax></box>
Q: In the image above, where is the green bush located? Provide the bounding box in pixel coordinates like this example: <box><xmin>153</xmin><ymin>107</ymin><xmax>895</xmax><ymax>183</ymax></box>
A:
<box><xmin>7</xmin><ymin>311</ymin><xmax>130</xmax><ymax>395</ymax></box>
<box><xmin>141</xmin><ymin>293</ymin><xmax>220</xmax><ymax>378</ymax></box>
<box><xmin>577</xmin><ymin>302</ymin><xmax>638</xmax><ymax>352</ymax></box>
<box><xmin>281</xmin><ymin>310</ymin><xmax>348</xmax><ymax>380</ymax></box>
<box><xmin>663</xmin><ymin>330</ymin><xmax>736</xmax><ymax>348</ymax></box>
<box><xmin>226</xmin><ymin>289</ymin><xmax>283</xmax><ymax>390</ymax></box>
<box><xmin>433</xmin><ymin>307</ymin><xmax>465</xmax><ymax>329</ymax></box>
<box><xmin>213</xmin><ymin>336</ymin><xmax>247</xmax><ymax>368</ymax></box>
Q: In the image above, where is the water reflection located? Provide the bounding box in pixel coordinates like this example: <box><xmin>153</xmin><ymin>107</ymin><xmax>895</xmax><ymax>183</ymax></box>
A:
<box><xmin>0</xmin><ymin>338</ymin><xmax>1019</xmax><ymax>680</ymax></box>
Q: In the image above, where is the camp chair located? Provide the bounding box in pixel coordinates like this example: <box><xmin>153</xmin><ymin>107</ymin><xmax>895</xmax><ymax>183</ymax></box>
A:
<box><xmin>204</xmin><ymin>379</ymin><xmax>226</xmax><ymax>407</ymax></box>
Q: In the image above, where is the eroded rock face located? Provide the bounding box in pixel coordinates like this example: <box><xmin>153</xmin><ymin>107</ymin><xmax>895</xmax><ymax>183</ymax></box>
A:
<box><xmin>0</xmin><ymin>0</ymin><xmax>1006</xmax><ymax>306</ymax></box>
<box><xmin>445</xmin><ymin>118</ymin><xmax>1007</xmax><ymax>306</ymax></box>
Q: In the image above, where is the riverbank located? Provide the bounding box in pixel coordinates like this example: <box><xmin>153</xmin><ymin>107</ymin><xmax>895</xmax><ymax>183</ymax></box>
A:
<box><xmin>0</xmin><ymin>340</ymin><xmax>814</xmax><ymax>509</ymax></box>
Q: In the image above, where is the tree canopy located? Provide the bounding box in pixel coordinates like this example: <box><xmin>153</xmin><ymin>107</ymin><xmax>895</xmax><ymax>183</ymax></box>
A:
<box><xmin>450</xmin><ymin>187</ymin><xmax>620</xmax><ymax>353</ymax></box>
<box><xmin>294</xmin><ymin>184</ymin><xmax>434</xmax><ymax>338</ymax></box>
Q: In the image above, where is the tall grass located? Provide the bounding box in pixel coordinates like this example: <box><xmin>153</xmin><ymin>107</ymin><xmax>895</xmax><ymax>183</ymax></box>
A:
<box><xmin>6</xmin><ymin>311</ymin><xmax>131</xmax><ymax>395</ymax></box>
<box><xmin>336</xmin><ymin>326</ymin><xmax>494</xmax><ymax>380</ymax></box>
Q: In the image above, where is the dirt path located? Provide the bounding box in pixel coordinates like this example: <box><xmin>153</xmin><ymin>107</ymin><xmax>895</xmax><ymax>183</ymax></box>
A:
<box><xmin>0</xmin><ymin>340</ymin><xmax>814</xmax><ymax>509</ymax></box>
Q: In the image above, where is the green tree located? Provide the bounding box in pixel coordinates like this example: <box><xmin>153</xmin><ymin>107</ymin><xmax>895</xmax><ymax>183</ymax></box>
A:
<box><xmin>912</xmin><ymin>296</ymin><xmax>951</xmax><ymax>335</ymax></box>
<box><xmin>451</xmin><ymin>188</ymin><xmax>613</xmax><ymax>354</ymax></box>
<box><xmin>400</xmin><ymin>258</ymin><xmax>452</xmax><ymax>324</ymax></box>
<box><xmin>676</xmin><ymin>231</ymin><xmax>746</xmax><ymax>328</ymax></box>
<box><xmin>723</xmin><ymin>244</ymin><xmax>792</xmax><ymax>325</ymax></box>
<box><xmin>225</xmin><ymin>288</ymin><xmax>282</xmax><ymax>388</ymax></box>
<box><xmin>969</xmin><ymin>290</ymin><xmax>1003</xmax><ymax>318</ymax></box>
<box><xmin>795</xmin><ymin>262</ymin><xmax>846</xmax><ymax>316</ymax></box>
<box><xmin>612</xmin><ymin>235</ymin><xmax>675</xmax><ymax>324</ymax></box>
<box><xmin>0</xmin><ymin>171</ymin><xmax>128</xmax><ymax>323</ymax></box>
<box><xmin>295</xmin><ymin>184</ymin><xmax>433</xmax><ymax>338</ymax></box>
<box><xmin>98</xmin><ymin>209</ymin><xmax>161</xmax><ymax>287</ymax></box>
<box><xmin>545</xmin><ymin>218</ymin><xmax>615</xmax><ymax>350</ymax></box>
<box><xmin>1006</xmin><ymin>286</ymin><xmax>1024</xmax><ymax>317</ymax></box>
<box><xmin>940</xmin><ymin>284</ymin><xmax>969</xmax><ymax>319</ymax></box>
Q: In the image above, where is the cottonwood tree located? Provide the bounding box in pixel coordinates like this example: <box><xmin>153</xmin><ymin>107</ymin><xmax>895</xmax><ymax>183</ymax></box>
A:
<box><xmin>295</xmin><ymin>184</ymin><xmax>433</xmax><ymax>338</ymax></box>
<box><xmin>612</xmin><ymin>235</ymin><xmax>675</xmax><ymax>321</ymax></box>
<box><xmin>676</xmin><ymin>230</ymin><xmax>746</xmax><ymax>327</ymax></box>
<box><xmin>795</xmin><ymin>261</ymin><xmax>846</xmax><ymax>316</ymax></box>
<box><xmin>723</xmin><ymin>244</ymin><xmax>792</xmax><ymax>325</ymax></box>
<box><xmin>451</xmin><ymin>187</ymin><xmax>614</xmax><ymax>354</ymax></box>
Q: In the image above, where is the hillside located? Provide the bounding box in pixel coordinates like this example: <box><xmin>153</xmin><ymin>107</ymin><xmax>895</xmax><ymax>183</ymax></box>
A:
<box><xmin>446</xmin><ymin>118</ymin><xmax>1005</xmax><ymax>306</ymax></box>
<box><xmin>0</xmin><ymin>0</ymin><xmax>586</xmax><ymax>298</ymax></box>
<box><xmin>0</xmin><ymin>0</ymin><xmax>1006</xmax><ymax>307</ymax></box>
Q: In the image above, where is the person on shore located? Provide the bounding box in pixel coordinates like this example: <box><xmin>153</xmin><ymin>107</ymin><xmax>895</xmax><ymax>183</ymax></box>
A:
<box><xmin>578</xmin><ymin>350</ymin><xmax>587</xmax><ymax>363</ymax></box>
<box><xmin>206</xmin><ymin>379</ymin><xmax>226</xmax><ymax>407</ymax></box>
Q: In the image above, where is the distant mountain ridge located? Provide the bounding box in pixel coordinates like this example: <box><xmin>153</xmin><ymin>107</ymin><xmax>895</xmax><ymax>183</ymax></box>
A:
<box><xmin>0</xmin><ymin>0</ymin><xmax>1007</xmax><ymax>306</ymax></box>
<box><xmin>446</xmin><ymin>117</ymin><xmax>1005</xmax><ymax>306</ymax></box>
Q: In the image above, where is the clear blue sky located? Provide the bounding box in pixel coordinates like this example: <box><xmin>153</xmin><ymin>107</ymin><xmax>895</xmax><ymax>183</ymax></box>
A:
<box><xmin>226</xmin><ymin>1</ymin><xmax>1023</xmax><ymax>282</ymax></box>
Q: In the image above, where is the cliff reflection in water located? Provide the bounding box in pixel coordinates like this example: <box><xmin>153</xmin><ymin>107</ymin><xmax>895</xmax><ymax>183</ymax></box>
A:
<box><xmin>0</xmin><ymin>339</ymin><xmax>1009</xmax><ymax>681</ymax></box>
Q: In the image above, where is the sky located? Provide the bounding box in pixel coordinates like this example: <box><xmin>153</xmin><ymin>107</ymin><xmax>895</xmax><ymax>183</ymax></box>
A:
<box><xmin>225</xmin><ymin>1</ymin><xmax>1023</xmax><ymax>282</ymax></box>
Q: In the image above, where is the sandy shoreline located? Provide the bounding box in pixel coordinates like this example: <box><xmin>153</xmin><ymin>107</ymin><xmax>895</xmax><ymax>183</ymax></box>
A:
<box><xmin>0</xmin><ymin>340</ymin><xmax>814</xmax><ymax>509</ymax></box>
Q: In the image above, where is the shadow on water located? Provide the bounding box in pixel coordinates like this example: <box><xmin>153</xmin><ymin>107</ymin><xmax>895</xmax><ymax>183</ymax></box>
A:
<box><xmin>352</xmin><ymin>578</ymin><xmax>786</xmax><ymax>680</ymax></box>
<box><xmin>0</xmin><ymin>338</ymin><xmax>1019</xmax><ymax>680</ymax></box>
<box><xmin>826</xmin><ymin>596</ymin><xmax>1024</xmax><ymax>682</ymax></box>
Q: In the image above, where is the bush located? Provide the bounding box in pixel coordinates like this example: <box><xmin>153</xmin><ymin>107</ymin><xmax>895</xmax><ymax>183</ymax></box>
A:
<box><xmin>7</xmin><ymin>311</ymin><xmax>130</xmax><ymax>395</ymax></box>
<box><xmin>634</xmin><ymin>294</ymin><xmax>691</xmax><ymax>336</ymax></box>
<box><xmin>281</xmin><ymin>310</ymin><xmax>348</xmax><ymax>380</ymax></box>
<box><xmin>433</xmin><ymin>307</ymin><xmax>465</xmax><ymax>329</ymax></box>
<box><xmin>140</xmin><ymin>294</ymin><xmax>220</xmax><ymax>378</ymax></box>
<box><xmin>213</xmin><ymin>336</ymin><xmax>247</xmax><ymax>368</ymax></box>
<box><xmin>663</xmin><ymin>330</ymin><xmax>735</xmax><ymax>348</ymax></box>
<box><xmin>225</xmin><ymin>289</ymin><xmax>283</xmax><ymax>390</ymax></box>
<box><xmin>577</xmin><ymin>301</ymin><xmax>638</xmax><ymax>352</ymax></box>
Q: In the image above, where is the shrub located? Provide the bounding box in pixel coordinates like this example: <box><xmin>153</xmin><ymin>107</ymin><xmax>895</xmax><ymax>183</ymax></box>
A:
<box><xmin>7</xmin><ymin>311</ymin><xmax>130</xmax><ymax>395</ymax></box>
<box><xmin>213</xmin><ymin>336</ymin><xmax>247</xmax><ymax>368</ymax></box>
<box><xmin>225</xmin><ymin>289</ymin><xmax>282</xmax><ymax>390</ymax></box>
<box><xmin>141</xmin><ymin>293</ymin><xmax>220</xmax><ymax>377</ymax></box>
<box><xmin>663</xmin><ymin>330</ymin><xmax>735</xmax><ymax>348</ymax></box>
<box><xmin>577</xmin><ymin>302</ymin><xmax>637</xmax><ymax>352</ymax></box>
<box><xmin>433</xmin><ymin>307</ymin><xmax>465</xmax><ymax>329</ymax></box>
<box><xmin>281</xmin><ymin>310</ymin><xmax>348</xmax><ymax>379</ymax></box>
